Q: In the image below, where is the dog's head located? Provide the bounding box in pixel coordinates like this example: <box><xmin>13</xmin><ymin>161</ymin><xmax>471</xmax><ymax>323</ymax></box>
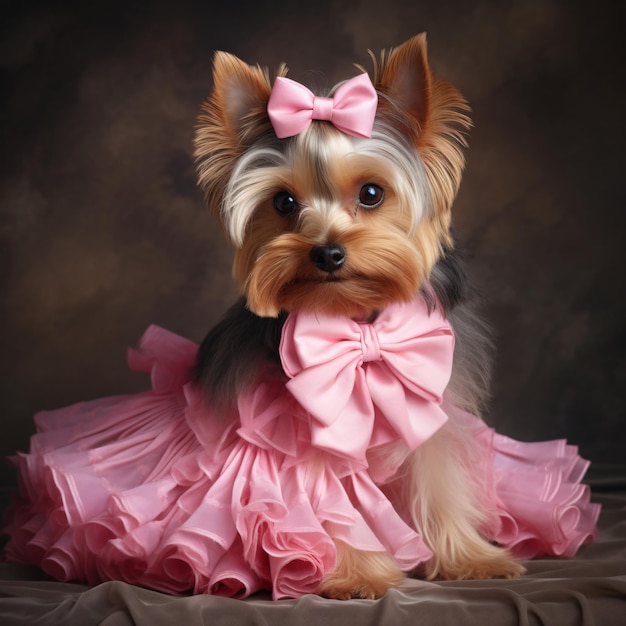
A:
<box><xmin>195</xmin><ymin>33</ymin><xmax>470</xmax><ymax>318</ymax></box>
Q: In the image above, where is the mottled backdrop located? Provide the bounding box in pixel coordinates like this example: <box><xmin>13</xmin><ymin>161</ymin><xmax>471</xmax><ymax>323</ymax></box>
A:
<box><xmin>1</xmin><ymin>0</ymin><xmax>624</xmax><ymax>486</ymax></box>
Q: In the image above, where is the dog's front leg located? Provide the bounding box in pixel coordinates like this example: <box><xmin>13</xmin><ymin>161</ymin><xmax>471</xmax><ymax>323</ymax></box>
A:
<box><xmin>405</xmin><ymin>422</ymin><xmax>526</xmax><ymax>580</ymax></box>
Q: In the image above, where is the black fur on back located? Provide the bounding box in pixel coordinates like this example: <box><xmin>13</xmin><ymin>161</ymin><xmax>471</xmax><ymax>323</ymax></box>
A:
<box><xmin>429</xmin><ymin>240</ymin><xmax>495</xmax><ymax>416</ymax></box>
<box><xmin>193</xmin><ymin>298</ymin><xmax>286</xmax><ymax>408</ymax></box>
<box><xmin>421</xmin><ymin>241</ymin><xmax>467</xmax><ymax>314</ymax></box>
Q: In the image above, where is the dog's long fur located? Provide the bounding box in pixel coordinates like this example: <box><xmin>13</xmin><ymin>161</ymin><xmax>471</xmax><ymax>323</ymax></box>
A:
<box><xmin>193</xmin><ymin>33</ymin><xmax>525</xmax><ymax>599</ymax></box>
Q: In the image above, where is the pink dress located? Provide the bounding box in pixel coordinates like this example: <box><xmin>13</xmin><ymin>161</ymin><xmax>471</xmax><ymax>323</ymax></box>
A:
<box><xmin>3</xmin><ymin>296</ymin><xmax>600</xmax><ymax>599</ymax></box>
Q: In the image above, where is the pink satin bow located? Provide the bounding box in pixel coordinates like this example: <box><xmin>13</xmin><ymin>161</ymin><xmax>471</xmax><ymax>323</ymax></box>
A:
<box><xmin>279</xmin><ymin>295</ymin><xmax>455</xmax><ymax>464</ymax></box>
<box><xmin>267</xmin><ymin>73</ymin><xmax>378</xmax><ymax>139</ymax></box>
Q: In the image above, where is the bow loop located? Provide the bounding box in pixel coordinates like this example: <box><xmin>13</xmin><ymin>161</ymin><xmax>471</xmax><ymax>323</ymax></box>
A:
<box><xmin>279</xmin><ymin>296</ymin><xmax>455</xmax><ymax>465</ymax></box>
<box><xmin>267</xmin><ymin>74</ymin><xmax>378</xmax><ymax>139</ymax></box>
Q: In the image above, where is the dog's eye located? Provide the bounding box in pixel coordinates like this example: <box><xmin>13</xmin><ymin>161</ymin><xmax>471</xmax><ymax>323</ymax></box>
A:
<box><xmin>358</xmin><ymin>183</ymin><xmax>384</xmax><ymax>208</ymax></box>
<box><xmin>273</xmin><ymin>191</ymin><xmax>299</xmax><ymax>217</ymax></box>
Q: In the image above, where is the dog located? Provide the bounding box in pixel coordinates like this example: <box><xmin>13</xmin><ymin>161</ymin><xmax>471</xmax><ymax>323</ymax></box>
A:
<box><xmin>5</xmin><ymin>32</ymin><xmax>597</xmax><ymax>602</ymax></box>
<box><xmin>192</xmin><ymin>33</ymin><xmax>526</xmax><ymax>599</ymax></box>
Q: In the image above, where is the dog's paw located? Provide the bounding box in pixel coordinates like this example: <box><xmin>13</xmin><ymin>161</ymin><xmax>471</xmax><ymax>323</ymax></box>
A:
<box><xmin>318</xmin><ymin>541</ymin><xmax>403</xmax><ymax>600</ymax></box>
<box><xmin>451</xmin><ymin>558</ymin><xmax>525</xmax><ymax>581</ymax></box>
<box><xmin>318</xmin><ymin>579</ymin><xmax>391</xmax><ymax>600</ymax></box>
<box><xmin>319</xmin><ymin>581</ymin><xmax>389</xmax><ymax>600</ymax></box>
<box><xmin>432</xmin><ymin>549</ymin><xmax>526</xmax><ymax>581</ymax></box>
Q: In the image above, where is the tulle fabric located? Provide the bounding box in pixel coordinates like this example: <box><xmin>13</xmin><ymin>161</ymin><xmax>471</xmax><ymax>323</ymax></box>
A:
<box><xmin>442</xmin><ymin>404</ymin><xmax>600</xmax><ymax>561</ymax></box>
<box><xmin>3</xmin><ymin>325</ymin><xmax>600</xmax><ymax>599</ymax></box>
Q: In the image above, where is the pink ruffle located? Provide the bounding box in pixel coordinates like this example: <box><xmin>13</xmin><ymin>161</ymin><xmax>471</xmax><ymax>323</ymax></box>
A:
<box><xmin>490</xmin><ymin>433</ymin><xmax>600</xmax><ymax>558</ymax></box>
<box><xmin>3</xmin><ymin>326</ymin><xmax>600</xmax><ymax>599</ymax></box>
<box><xmin>446</xmin><ymin>405</ymin><xmax>600</xmax><ymax>560</ymax></box>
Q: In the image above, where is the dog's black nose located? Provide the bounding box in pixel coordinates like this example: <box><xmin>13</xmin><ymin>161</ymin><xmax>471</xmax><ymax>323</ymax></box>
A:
<box><xmin>310</xmin><ymin>244</ymin><xmax>346</xmax><ymax>272</ymax></box>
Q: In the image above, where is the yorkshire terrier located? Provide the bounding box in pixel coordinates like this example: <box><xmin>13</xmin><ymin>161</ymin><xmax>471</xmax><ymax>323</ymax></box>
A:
<box><xmin>5</xmin><ymin>32</ymin><xmax>597</xmax><ymax>601</ymax></box>
<box><xmin>192</xmin><ymin>33</ymin><xmax>526</xmax><ymax>599</ymax></box>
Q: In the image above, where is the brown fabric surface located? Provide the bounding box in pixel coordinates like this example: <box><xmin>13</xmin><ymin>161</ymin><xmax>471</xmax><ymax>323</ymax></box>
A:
<box><xmin>0</xmin><ymin>468</ymin><xmax>624</xmax><ymax>626</ymax></box>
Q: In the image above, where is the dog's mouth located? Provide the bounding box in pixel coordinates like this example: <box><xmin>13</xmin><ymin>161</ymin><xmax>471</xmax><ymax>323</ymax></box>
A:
<box><xmin>265</xmin><ymin>267</ymin><xmax>412</xmax><ymax>319</ymax></box>
<box><xmin>290</xmin><ymin>273</ymin><xmax>348</xmax><ymax>285</ymax></box>
<box><xmin>322</xmin><ymin>274</ymin><xmax>345</xmax><ymax>283</ymax></box>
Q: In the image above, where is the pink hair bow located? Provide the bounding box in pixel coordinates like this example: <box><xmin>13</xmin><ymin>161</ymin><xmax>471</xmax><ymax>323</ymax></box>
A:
<box><xmin>267</xmin><ymin>73</ymin><xmax>378</xmax><ymax>139</ymax></box>
<box><xmin>279</xmin><ymin>295</ymin><xmax>455</xmax><ymax>465</ymax></box>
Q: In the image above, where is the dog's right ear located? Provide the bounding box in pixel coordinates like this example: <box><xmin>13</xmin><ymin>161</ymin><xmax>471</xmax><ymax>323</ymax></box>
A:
<box><xmin>195</xmin><ymin>53</ymin><xmax>281</xmax><ymax>216</ymax></box>
<box><xmin>209</xmin><ymin>52</ymin><xmax>273</xmax><ymax>139</ymax></box>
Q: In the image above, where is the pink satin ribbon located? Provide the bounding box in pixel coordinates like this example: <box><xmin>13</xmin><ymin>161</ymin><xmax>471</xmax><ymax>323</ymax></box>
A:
<box><xmin>279</xmin><ymin>295</ymin><xmax>455</xmax><ymax>464</ymax></box>
<box><xmin>267</xmin><ymin>73</ymin><xmax>378</xmax><ymax>139</ymax></box>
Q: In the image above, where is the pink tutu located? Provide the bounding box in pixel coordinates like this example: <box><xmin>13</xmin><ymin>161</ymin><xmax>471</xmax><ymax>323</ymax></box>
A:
<box><xmin>3</xmin><ymin>300</ymin><xmax>600</xmax><ymax>599</ymax></box>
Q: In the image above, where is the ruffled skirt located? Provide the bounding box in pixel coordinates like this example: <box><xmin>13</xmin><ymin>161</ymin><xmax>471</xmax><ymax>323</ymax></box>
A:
<box><xmin>3</xmin><ymin>326</ymin><xmax>600</xmax><ymax>599</ymax></box>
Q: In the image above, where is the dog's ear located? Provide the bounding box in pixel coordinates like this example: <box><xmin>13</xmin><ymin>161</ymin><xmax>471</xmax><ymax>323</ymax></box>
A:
<box><xmin>374</xmin><ymin>32</ymin><xmax>433</xmax><ymax>131</ymax></box>
<box><xmin>373</xmin><ymin>33</ymin><xmax>471</xmax><ymax>253</ymax></box>
<box><xmin>209</xmin><ymin>52</ymin><xmax>273</xmax><ymax>138</ymax></box>
<box><xmin>195</xmin><ymin>53</ymin><xmax>277</xmax><ymax>218</ymax></box>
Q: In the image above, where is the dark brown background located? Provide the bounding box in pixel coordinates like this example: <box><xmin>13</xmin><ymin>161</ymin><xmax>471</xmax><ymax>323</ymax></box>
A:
<box><xmin>1</xmin><ymin>0</ymin><xmax>624</xmax><ymax>486</ymax></box>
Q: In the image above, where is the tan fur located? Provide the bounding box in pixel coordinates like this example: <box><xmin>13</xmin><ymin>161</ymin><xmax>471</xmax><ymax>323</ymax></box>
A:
<box><xmin>403</xmin><ymin>421</ymin><xmax>525</xmax><ymax>581</ymax></box>
<box><xmin>317</xmin><ymin>540</ymin><xmax>404</xmax><ymax>600</ymax></box>
<box><xmin>241</xmin><ymin>222</ymin><xmax>424</xmax><ymax>317</ymax></box>
<box><xmin>234</xmin><ymin>143</ymin><xmax>424</xmax><ymax>317</ymax></box>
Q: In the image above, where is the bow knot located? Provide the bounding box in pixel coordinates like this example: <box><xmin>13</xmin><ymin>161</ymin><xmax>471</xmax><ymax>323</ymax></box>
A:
<box><xmin>267</xmin><ymin>73</ymin><xmax>378</xmax><ymax>139</ymax></box>
<box><xmin>360</xmin><ymin>324</ymin><xmax>382</xmax><ymax>363</ymax></box>
<box><xmin>279</xmin><ymin>295</ymin><xmax>455</xmax><ymax>466</ymax></box>
<box><xmin>311</xmin><ymin>96</ymin><xmax>334</xmax><ymax>122</ymax></box>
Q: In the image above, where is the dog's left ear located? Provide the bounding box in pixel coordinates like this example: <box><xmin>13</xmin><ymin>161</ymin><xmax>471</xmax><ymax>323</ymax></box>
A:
<box><xmin>374</xmin><ymin>32</ymin><xmax>433</xmax><ymax>133</ymax></box>
<box><xmin>373</xmin><ymin>33</ymin><xmax>471</xmax><ymax>247</ymax></box>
